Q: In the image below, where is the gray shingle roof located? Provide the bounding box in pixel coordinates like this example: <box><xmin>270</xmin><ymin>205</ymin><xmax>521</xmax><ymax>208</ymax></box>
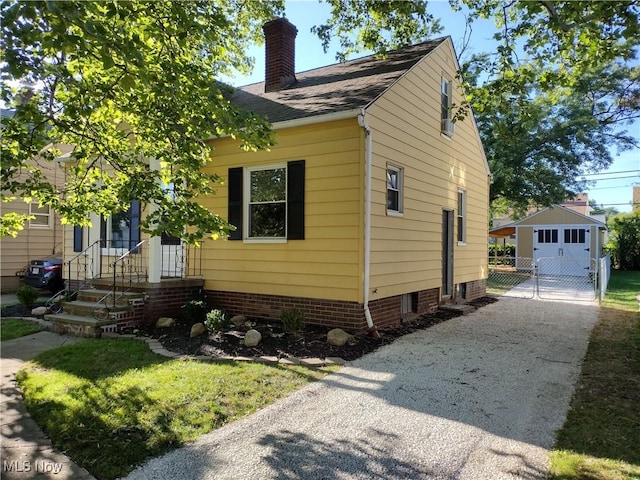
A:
<box><xmin>230</xmin><ymin>37</ymin><xmax>447</xmax><ymax>123</ymax></box>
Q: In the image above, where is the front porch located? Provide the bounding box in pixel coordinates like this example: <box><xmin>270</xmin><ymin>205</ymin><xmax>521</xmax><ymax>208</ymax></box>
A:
<box><xmin>47</xmin><ymin>238</ymin><xmax>204</xmax><ymax>337</ymax></box>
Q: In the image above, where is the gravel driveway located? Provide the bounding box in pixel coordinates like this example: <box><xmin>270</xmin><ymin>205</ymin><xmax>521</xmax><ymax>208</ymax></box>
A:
<box><xmin>125</xmin><ymin>296</ymin><xmax>599</xmax><ymax>480</ymax></box>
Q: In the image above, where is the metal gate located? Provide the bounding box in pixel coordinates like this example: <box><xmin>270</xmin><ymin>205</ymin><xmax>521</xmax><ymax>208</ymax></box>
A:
<box><xmin>488</xmin><ymin>256</ymin><xmax>599</xmax><ymax>301</ymax></box>
<box><xmin>536</xmin><ymin>257</ymin><xmax>597</xmax><ymax>301</ymax></box>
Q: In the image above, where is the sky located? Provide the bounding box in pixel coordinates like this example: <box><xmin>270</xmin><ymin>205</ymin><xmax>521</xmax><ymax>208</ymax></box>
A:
<box><xmin>224</xmin><ymin>0</ymin><xmax>639</xmax><ymax>213</ymax></box>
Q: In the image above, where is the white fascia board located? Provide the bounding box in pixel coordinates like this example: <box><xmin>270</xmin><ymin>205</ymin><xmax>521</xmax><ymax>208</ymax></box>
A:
<box><xmin>205</xmin><ymin>109</ymin><xmax>361</xmax><ymax>141</ymax></box>
<box><xmin>270</xmin><ymin>109</ymin><xmax>361</xmax><ymax>130</ymax></box>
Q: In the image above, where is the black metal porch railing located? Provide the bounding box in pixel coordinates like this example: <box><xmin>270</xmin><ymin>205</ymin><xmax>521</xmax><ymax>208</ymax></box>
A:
<box><xmin>160</xmin><ymin>241</ymin><xmax>203</xmax><ymax>278</ymax></box>
<box><xmin>102</xmin><ymin>239</ymin><xmax>147</xmax><ymax>309</ymax></box>
<box><xmin>46</xmin><ymin>239</ymin><xmax>102</xmax><ymax>312</ymax></box>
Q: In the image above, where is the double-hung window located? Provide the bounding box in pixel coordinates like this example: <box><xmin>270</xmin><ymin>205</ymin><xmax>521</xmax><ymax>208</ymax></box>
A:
<box><xmin>457</xmin><ymin>190</ymin><xmax>466</xmax><ymax>244</ymax></box>
<box><xmin>387</xmin><ymin>165</ymin><xmax>403</xmax><ymax>215</ymax></box>
<box><xmin>228</xmin><ymin>160</ymin><xmax>305</xmax><ymax>242</ymax></box>
<box><xmin>247</xmin><ymin>165</ymin><xmax>287</xmax><ymax>239</ymax></box>
<box><xmin>441</xmin><ymin>77</ymin><xmax>454</xmax><ymax>136</ymax></box>
<box><xmin>28</xmin><ymin>202</ymin><xmax>52</xmax><ymax>228</ymax></box>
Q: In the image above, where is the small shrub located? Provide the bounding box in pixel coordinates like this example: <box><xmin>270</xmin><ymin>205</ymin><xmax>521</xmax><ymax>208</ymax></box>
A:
<box><xmin>16</xmin><ymin>285</ymin><xmax>39</xmax><ymax>307</ymax></box>
<box><xmin>181</xmin><ymin>299</ymin><xmax>208</xmax><ymax>325</ymax></box>
<box><xmin>204</xmin><ymin>309</ymin><xmax>231</xmax><ymax>333</ymax></box>
<box><xmin>281</xmin><ymin>307</ymin><xmax>305</xmax><ymax>334</ymax></box>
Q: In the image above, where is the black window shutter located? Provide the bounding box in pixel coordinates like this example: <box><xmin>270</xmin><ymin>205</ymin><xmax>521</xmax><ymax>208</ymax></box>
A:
<box><xmin>130</xmin><ymin>200</ymin><xmax>141</xmax><ymax>248</ymax></box>
<box><xmin>287</xmin><ymin>160</ymin><xmax>305</xmax><ymax>240</ymax></box>
<box><xmin>228</xmin><ymin>167</ymin><xmax>243</xmax><ymax>240</ymax></box>
<box><xmin>73</xmin><ymin>226</ymin><xmax>83</xmax><ymax>252</ymax></box>
<box><xmin>100</xmin><ymin>215</ymin><xmax>107</xmax><ymax>248</ymax></box>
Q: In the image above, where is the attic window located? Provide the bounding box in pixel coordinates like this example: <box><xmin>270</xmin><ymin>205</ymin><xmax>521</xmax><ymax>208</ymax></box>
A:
<box><xmin>441</xmin><ymin>78</ymin><xmax>454</xmax><ymax>136</ymax></box>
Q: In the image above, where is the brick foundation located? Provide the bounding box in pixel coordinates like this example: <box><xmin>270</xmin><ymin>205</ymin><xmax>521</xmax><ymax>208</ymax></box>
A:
<box><xmin>458</xmin><ymin>279</ymin><xmax>487</xmax><ymax>301</ymax></box>
<box><xmin>139</xmin><ymin>279</ymin><xmax>205</xmax><ymax>326</ymax></box>
<box><xmin>206</xmin><ymin>287</ymin><xmax>443</xmax><ymax>333</ymax></box>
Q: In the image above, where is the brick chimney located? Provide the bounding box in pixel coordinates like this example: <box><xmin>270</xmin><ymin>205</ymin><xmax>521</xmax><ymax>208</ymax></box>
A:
<box><xmin>633</xmin><ymin>185</ymin><xmax>640</xmax><ymax>213</ymax></box>
<box><xmin>263</xmin><ymin>17</ymin><xmax>297</xmax><ymax>92</ymax></box>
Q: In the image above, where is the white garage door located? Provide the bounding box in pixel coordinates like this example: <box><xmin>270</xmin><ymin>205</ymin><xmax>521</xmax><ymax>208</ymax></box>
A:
<box><xmin>533</xmin><ymin>226</ymin><xmax>591</xmax><ymax>276</ymax></box>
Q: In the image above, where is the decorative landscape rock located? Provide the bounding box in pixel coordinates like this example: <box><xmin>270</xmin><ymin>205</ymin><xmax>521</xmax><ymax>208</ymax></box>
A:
<box><xmin>230</xmin><ymin>315</ymin><xmax>247</xmax><ymax>327</ymax></box>
<box><xmin>244</xmin><ymin>329</ymin><xmax>262</xmax><ymax>347</ymax></box>
<box><xmin>156</xmin><ymin>317</ymin><xmax>176</xmax><ymax>328</ymax></box>
<box><xmin>31</xmin><ymin>306</ymin><xmax>49</xmax><ymax>316</ymax></box>
<box><xmin>327</xmin><ymin>328</ymin><xmax>353</xmax><ymax>347</ymax></box>
<box><xmin>190</xmin><ymin>323</ymin><xmax>206</xmax><ymax>338</ymax></box>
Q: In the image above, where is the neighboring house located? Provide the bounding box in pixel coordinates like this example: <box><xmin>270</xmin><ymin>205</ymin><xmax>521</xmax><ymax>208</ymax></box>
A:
<box><xmin>59</xmin><ymin>17</ymin><xmax>490</xmax><ymax>334</ymax></box>
<box><xmin>489</xmin><ymin>205</ymin><xmax>607</xmax><ymax>276</ymax></box>
<box><xmin>0</xmin><ymin>108</ymin><xmax>67</xmax><ymax>292</ymax></box>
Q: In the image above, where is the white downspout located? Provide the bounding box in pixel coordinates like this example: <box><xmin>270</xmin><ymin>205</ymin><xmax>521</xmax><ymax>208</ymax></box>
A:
<box><xmin>358</xmin><ymin>108</ymin><xmax>378</xmax><ymax>337</ymax></box>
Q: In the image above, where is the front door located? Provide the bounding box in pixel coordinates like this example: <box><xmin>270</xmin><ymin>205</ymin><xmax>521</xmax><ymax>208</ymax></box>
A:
<box><xmin>442</xmin><ymin>210</ymin><xmax>454</xmax><ymax>297</ymax></box>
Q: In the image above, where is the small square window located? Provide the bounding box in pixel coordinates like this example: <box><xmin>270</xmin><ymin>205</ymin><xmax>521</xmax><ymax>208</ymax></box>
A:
<box><xmin>387</xmin><ymin>165</ymin><xmax>403</xmax><ymax>214</ymax></box>
<box><xmin>28</xmin><ymin>203</ymin><xmax>51</xmax><ymax>228</ymax></box>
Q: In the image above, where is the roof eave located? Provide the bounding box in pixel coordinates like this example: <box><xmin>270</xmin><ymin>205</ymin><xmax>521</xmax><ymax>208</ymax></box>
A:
<box><xmin>205</xmin><ymin>108</ymin><xmax>362</xmax><ymax>141</ymax></box>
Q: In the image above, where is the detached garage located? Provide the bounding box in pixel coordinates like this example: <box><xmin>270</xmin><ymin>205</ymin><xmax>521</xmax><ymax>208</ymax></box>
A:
<box><xmin>490</xmin><ymin>205</ymin><xmax>607</xmax><ymax>277</ymax></box>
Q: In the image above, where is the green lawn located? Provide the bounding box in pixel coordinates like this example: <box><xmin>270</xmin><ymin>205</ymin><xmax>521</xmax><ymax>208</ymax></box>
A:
<box><xmin>17</xmin><ymin>339</ymin><xmax>336</xmax><ymax>480</ymax></box>
<box><xmin>548</xmin><ymin>269</ymin><xmax>640</xmax><ymax>480</ymax></box>
<box><xmin>1</xmin><ymin>318</ymin><xmax>44</xmax><ymax>341</ymax></box>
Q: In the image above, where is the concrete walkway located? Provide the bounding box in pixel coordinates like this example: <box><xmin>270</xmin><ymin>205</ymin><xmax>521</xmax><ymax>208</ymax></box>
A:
<box><xmin>125</xmin><ymin>296</ymin><xmax>600</xmax><ymax>480</ymax></box>
<box><xmin>1</xmin><ymin>331</ymin><xmax>95</xmax><ymax>480</ymax></box>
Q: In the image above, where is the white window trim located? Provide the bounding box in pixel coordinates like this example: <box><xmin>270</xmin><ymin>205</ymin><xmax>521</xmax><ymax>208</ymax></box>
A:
<box><xmin>244</xmin><ymin>163</ymin><xmax>288</xmax><ymax>242</ymax></box>
<box><xmin>386</xmin><ymin>164</ymin><xmax>404</xmax><ymax>216</ymax></box>
<box><xmin>28</xmin><ymin>202</ymin><xmax>52</xmax><ymax>229</ymax></box>
<box><xmin>457</xmin><ymin>189</ymin><xmax>466</xmax><ymax>246</ymax></box>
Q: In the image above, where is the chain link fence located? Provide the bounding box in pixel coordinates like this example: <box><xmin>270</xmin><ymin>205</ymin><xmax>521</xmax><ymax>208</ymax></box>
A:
<box><xmin>487</xmin><ymin>257</ymin><xmax>535</xmax><ymax>298</ymax></box>
<box><xmin>536</xmin><ymin>257</ymin><xmax>597</xmax><ymax>301</ymax></box>
<box><xmin>488</xmin><ymin>255</ymin><xmax>604</xmax><ymax>302</ymax></box>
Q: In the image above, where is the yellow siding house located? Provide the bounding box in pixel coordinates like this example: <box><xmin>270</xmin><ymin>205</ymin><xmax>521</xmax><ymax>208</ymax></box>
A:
<box><xmin>56</xmin><ymin>17</ymin><xmax>490</xmax><ymax>334</ymax></box>
<box><xmin>202</xmin><ymin>18</ymin><xmax>491</xmax><ymax>332</ymax></box>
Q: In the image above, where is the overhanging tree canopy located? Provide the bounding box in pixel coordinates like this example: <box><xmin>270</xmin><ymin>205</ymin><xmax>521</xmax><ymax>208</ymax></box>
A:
<box><xmin>456</xmin><ymin>0</ymin><xmax>640</xmax><ymax>213</ymax></box>
<box><xmin>2</xmin><ymin>0</ymin><xmax>638</xmax><ymax>239</ymax></box>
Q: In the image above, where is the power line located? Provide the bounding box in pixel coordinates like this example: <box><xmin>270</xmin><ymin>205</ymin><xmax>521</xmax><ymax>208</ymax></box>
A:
<box><xmin>581</xmin><ymin>169</ymin><xmax>640</xmax><ymax>176</ymax></box>
<box><xmin>582</xmin><ymin>175</ymin><xmax>640</xmax><ymax>181</ymax></box>
<box><xmin>587</xmin><ymin>184</ymin><xmax>637</xmax><ymax>190</ymax></box>
<box><xmin>596</xmin><ymin>202</ymin><xmax>639</xmax><ymax>206</ymax></box>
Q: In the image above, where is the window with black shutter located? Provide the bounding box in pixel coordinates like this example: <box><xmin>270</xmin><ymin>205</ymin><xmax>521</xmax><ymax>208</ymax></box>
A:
<box><xmin>228</xmin><ymin>161</ymin><xmax>305</xmax><ymax>241</ymax></box>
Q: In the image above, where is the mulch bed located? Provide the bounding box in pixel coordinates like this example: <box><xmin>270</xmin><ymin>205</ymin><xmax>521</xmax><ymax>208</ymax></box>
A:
<box><xmin>132</xmin><ymin>296</ymin><xmax>499</xmax><ymax>362</ymax></box>
<box><xmin>1</xmin><ymin>302</ymin><xmax>47</xmax><ymax>318</ymax></box>
<box><xmin>1</xmin><ymin>297</ymin><xmax>499</xmax><ymax>362</ymax></box>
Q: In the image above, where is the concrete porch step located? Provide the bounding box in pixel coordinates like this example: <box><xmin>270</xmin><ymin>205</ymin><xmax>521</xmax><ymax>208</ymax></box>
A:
<box><xmin>61</xmin><ymin>300</ymin><xmax>132</xmax><ymax>318</ymax></box>
<box><xmin>45</xmin><ymin>313</ymin><xmax>116</xmax><ymax>338</ymax></box>
<box><xmin>76</xmin><ymin>288</ymin><xmax>145</xmax><ymax>306</ymax></box>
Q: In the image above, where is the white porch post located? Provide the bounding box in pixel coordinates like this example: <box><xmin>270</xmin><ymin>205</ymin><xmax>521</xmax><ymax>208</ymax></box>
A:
<box><xmin>147</xmin><ymin>158</ymin><xmax>162</xmax><ymax>283</ymax></box>
<box><xmin>88</xmin><ymin>212</ymin><xmax>101</xmax><ymax>278</ymax></box>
